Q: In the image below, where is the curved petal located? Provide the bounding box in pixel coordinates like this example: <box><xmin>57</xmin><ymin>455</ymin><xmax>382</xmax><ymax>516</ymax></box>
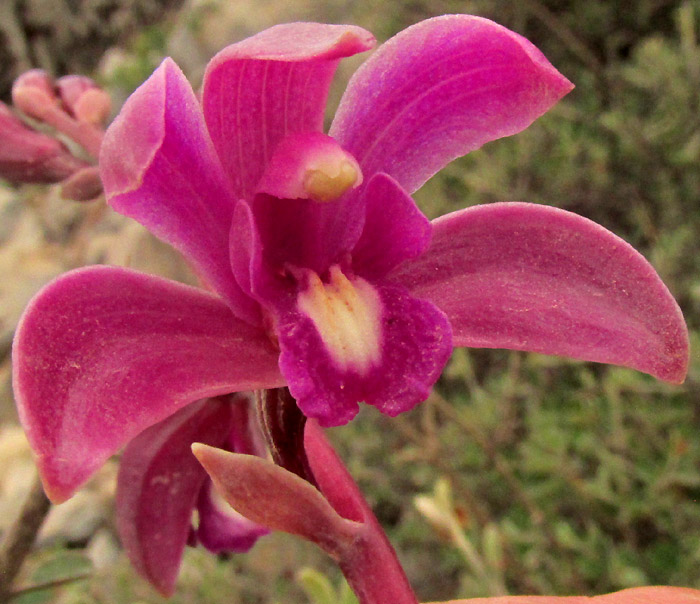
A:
<box><xmin>195</xmin><ymin>480</ymin><xmax>270</xmax><ymax>554</ymax></box>
<box><xmin>330</xmin><ymin>15</ymin><xmax>573</xmax><ymax>193</ymax></box>
<box><xmin>100</xmin><ymin>58</ymin><xmax>259</xmax><ymax>323</ymax></box>
<box><xmin>351</xmin><ymin>172</ymin><xmax>432</xmax><ymax>279</ymax></box>
<box><xmin>116</xmin><ymin>398</ymin><xmax>234</xmax><ymax>596</ymax></box>
<box><xmin>275</xmin><ymin>274</ymin><xmax>453</xmax><ymax>426</ymax></box>
<box><xmin>202</xmin><ymin>23</ymin><xmax>375</xmax><ymax>200</ymax></box>
<box><xmin>429</xmin><ymin>586</ymin><xmax>700</xmax><ymax>604</ymax></box>
<box><xmin>13</xmin><ymin>266</ymin><xmax>284</xmax><ymax>503</ymax></box>
<box><xmin>391</xmin><ymin>203</ymin><xmax>689</xmax><ymax>383</ymax></box>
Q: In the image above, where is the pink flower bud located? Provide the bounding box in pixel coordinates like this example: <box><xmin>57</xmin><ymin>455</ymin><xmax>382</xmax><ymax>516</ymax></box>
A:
<box><xmin>0</xmin><ymin>101</ymin><xmax>87</xmax><ymax>183</ymax></box>
<box><xmin>11</xmin><ymin>69</ymin><xmax>58</xmax><ymax>121</ymax></box>
<box><xmin>57</xmin><ymin>75</ymin><xmax>111</xmax><ymax>125</ymax></box>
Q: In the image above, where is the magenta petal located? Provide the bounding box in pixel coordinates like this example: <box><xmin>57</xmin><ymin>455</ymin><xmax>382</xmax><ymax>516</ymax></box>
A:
<box><xmin>192</xmin><ymin>444</ymin><xmax>359</xmax><ymax>556</ymax></box>
<box><xmin>392</xmin><ymin>203</ymin><xmax>689</xmax><ymax>383</ymax></box>
<box><xmin>116</xmin><ymin>398</ymin><xmax>234</xmax><ymax>596</ymax></box>
<box><xmin>351</xmin><ymin>172</ymin><xmax>432</xmax><ymax>279</ymax></box>
<box><xmin>276</xmin><ymin>277</ymin><xmax>453</xmax><ymax>426</ymax></box>
<box><xmin>202</xmin><ymin>23</ymin><xmax>375</xmax><ymax>200</ymax></box>
<box><xmin>100</xmin><ymin>58</ymin><xmax>258</xmax><ymax>322</ymax></box>
<box><xmin>195</xmin><ymin>396</ymin><xmax>270</xmax><ymax>553</ymax></box>
<box><xmin>13</xmin><ymin>266</ymin><xmax>284</xmax><ymax>503</ymax></box>
<box><xmin>330</xmin><ymin>15</ymin><xmax>573</xmax><ymax>193</ymax></box>
<box><xmin>196</xmin><ymin>481</ymin><xmax>270</xmax><ymax>554</ymax></box>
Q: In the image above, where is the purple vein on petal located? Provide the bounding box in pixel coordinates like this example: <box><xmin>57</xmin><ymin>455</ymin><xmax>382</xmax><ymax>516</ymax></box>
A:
<box><xmin>391</xmin><ymin>202</ymin><xmax>689</xmax><ymax>384</ymax></box>
<box><xmin>330</xmin><ymin>15</ymin><xmax>573</xmax><ymax>193</ymax></box>
<box><xmin>13</xmin><ymin>266</ymin><xmax>284</xmax><ymax>503</ymax></box>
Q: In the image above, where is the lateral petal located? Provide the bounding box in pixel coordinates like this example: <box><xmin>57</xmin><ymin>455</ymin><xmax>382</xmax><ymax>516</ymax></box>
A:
<box><xmin>391</xmin><ymin>203</ymin><xmax>689</xmax><ymax>383</ymax></box>
<box><xmin>330</xmin><ymin>15</ymin><xmax>573</xmax><ymax>193</ymax></box>
<box><xmin>116</xmin><ymin>398</ymin><xmax>234</xmax><ymax>596</ymax></box>
<box><xmin>351</xmin><ymin>172</ymin><xmax>432</xmax><ymax>279</ymax></box>
<box><xmin>13</xmin><ymin>266</ymin><xmax>283</xmax><ymax>503</ymax></box>
<box><xmin>100</xmin><ymin>58</ymin><xmax>258</xmax><ymax>322</ymax></box>
<box><xmin>202</xmin><ymin>23</ymin><xmax>375</xmax><ymax>201</ymax></box>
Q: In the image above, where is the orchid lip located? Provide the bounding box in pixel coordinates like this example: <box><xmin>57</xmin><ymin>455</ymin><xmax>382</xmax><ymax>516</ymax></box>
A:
<box><xmin>296</xmin><ymin>265</ymin><xmax>382</xmax><ymax>374</ymax></box>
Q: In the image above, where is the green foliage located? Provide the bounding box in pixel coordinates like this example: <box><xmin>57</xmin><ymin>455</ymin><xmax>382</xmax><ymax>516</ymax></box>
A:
<box><xmin>12</xmin><ymin>550</ymin><xmax>92</xmax><ymax>604</ymax></box>
<box><xmin>103</xmin><ymin>26</ymin><xmax>170</xmax><ymax>95</ymax></box>
<box><xmin>296</xmin><ymin>568</ymin><xmax>358</xmax><ymax>604</ymax></box>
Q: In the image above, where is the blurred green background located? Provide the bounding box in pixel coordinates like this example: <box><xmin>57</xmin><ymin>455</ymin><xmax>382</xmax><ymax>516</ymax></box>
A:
<box><xmin>1</xmin><ymin>0</ymin><xmax>699</xmax><ymax>602</ymax></box>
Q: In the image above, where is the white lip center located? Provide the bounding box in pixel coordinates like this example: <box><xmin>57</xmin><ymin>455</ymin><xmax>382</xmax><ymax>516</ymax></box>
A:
<box><xmin>297</xmin><ymin>265</ymin><xmax>382</xmax><ymax>374</ymax></box>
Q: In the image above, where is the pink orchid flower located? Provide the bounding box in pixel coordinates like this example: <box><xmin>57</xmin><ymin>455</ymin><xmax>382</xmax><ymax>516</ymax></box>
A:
<box><xmin>12</xmin><ymin>14</ymin><xmax>689</xmax><ymax>594</ymax></box>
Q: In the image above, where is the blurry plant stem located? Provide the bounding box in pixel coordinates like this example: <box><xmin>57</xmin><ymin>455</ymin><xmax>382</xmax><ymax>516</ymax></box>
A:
<box><xmin>0</xmin><ymin>473</ymin><xmax>51</xmax><ymax>601</ymax></box>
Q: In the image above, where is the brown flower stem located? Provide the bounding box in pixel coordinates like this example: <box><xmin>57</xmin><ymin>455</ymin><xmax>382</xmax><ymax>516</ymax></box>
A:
<box><xmin>10</xmin><ymin>573</ymin><xmax>91</xmax><ymax>599</ymax></box>
<box><xmin>0</xmin><ymin>473</ymin><xmax>51</xmax><ymax>601</ymax></box>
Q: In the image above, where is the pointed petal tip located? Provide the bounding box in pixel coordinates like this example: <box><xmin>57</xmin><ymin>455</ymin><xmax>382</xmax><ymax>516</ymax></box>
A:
<box><xmin>99</xmin><ymin>65</ymin><xmax>166</xmax><ymax>201</ymax></box>
<box><xmin>100</xmin><ymin>57</ymin><xmax>190</xmax><ymax>202</ymax></box>
<box><xmin>37</xmin><ymin>471</ymin><xmax>71</xmax><ymax>505</ymax></box>
<box><xmin>191</xmin><ymin>441</ymin><xmax>213</xmax><ymax>460</ymax></box>
<box><xmin>337</xmin><ymin>26</ymin><xmax>377</xmax><ymax>55</ymax></box>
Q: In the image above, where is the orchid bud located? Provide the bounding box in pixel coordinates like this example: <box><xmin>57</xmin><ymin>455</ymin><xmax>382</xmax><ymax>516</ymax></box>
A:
<box><xmin>0</xmin><ymin>101</ymin><xmax>87</xmax><ymax>183</ymax></box>
<box><xmin>56</xmin><ymin>75</ymin><xmax>111</xmax><ymax>125</ymax></box>
<box><xmin>11</xmin><ymin>69</ymin><xmax>58</xmax><ymax>121</ymax></box>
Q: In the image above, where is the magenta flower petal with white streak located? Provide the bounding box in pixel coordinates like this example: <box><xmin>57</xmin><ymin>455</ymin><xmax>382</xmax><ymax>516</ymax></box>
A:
<box><xmin>202</xmin><ymin>22</ymin><xmax>375</xmax><ymax>201</ymax></box>
<box><xmin>99</xmin><ymin>59</ymin><xmax>259</xmax><ymax>322</ymax></box>
<box><xmin>330</xmin><ymin>15</ymin><xmax>574</xmax><ymax>193</ymax></box>
<box><xmin>274</xmin><ymin>277</ymin><xmax>452</xmax><ymax>426</ymax></box>
<box><xmin>391</xmin><ymin>203</ymin><xmax>689</xmax><ymax>383</ymax></box>
<box><xmin>13</xmin><ymin>266</ymin><xmax>283</xmax><ymax>502</ymax></box>
<box><xmin>116</xmin><ymin>398</ymin><xmax>235</xmax><ymax>596</ymax></box>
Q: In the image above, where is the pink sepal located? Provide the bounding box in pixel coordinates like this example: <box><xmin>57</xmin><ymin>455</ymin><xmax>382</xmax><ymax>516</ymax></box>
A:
<box><xmin>392</xmin><ymin>203</ymin><xmax>689</xmax><ymax>383</ymax></box>
<box><xmin>13</xmin><ymin>266</ymin><xmax>283</xmax><ymax>503</ymax></box>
